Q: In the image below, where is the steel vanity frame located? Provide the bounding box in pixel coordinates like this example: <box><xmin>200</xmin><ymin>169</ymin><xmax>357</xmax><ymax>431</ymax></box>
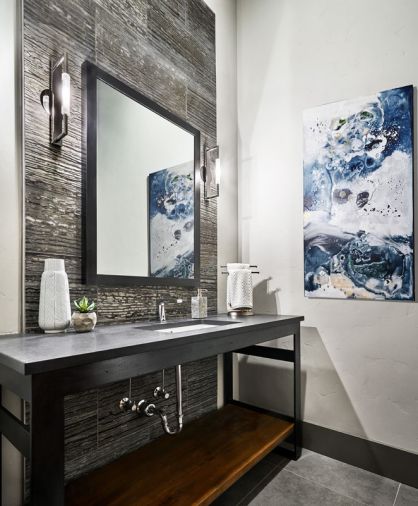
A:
<box><xmin>0</xmin><ymin>316</ymin><xmax>302</xmax><ymax>505</ymax></box>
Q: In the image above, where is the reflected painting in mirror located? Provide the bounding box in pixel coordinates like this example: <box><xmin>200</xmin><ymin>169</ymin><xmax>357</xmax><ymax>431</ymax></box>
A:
<box><xmin>149</xmin><ymin>162</ymin><xmax>194</xmax><ymax>278</ymax></box>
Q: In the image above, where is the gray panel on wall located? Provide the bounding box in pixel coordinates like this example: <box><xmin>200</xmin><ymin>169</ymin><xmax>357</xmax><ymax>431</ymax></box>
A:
<box><xmin>23</xmin><ymin>0</ymin><xmax>217</xmax><ymax>490</ymax></box>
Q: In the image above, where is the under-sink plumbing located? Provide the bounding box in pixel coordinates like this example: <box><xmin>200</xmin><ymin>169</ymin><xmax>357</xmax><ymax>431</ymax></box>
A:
<box><xmin>119</xmin><ymin>378</ymin><xmax>136</xmax><ymax>413</ymax></box>
<box><xmin>118</xmin><ymin>365</ymin><xmax>183</xmax><ymax>436</ymax></box>
<box><xmin>153</xmin><ymin>368</ymin><xmax>170</xmax><ymax>400</ymax></box>
<box><xmin>152</xmin><ymin>365</ymin><xmax>183</xmax><ymax>435</ymax></box>
<box><xmin>135</xmin><ymin>399</ymin><xmax>156</xmax><ymax>417</ymax></box>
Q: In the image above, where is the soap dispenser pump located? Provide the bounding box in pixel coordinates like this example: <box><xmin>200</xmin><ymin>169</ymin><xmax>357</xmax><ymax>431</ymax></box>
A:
<box><xmin>191</xmin><ymin>289</ymin><xmax>207</xmax><ymax>319</ymax></box>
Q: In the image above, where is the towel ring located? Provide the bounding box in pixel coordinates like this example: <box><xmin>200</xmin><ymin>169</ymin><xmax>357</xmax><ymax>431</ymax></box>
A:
<box><xmin>220</xmin><ymin>264</ymin><xmax>259</xmax><ymax>275</ymax></box>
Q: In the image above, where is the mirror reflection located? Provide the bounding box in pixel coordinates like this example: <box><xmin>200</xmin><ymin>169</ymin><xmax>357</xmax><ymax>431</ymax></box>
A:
<box><xmin>96</xmin><ymin>79</ymin><xmax>196</xmax><ymax>280</ymax></box>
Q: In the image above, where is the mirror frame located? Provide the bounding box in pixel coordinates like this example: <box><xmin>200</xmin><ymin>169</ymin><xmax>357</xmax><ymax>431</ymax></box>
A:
<box><xmin>82</xmin><ymin>61</ymin><xmax>201</xmax><ymax>287</ymax></box>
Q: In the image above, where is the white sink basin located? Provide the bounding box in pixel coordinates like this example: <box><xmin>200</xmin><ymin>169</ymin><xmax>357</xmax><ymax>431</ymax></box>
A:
<box><xmin>157</xmin><ymin>323</ymin><xmax>220</xmax><ymax>334</ymax></box>
<box><xmin>134</xmin><ymin>319</ymin><xmax>238</xmax><ymax>333</ymax></box>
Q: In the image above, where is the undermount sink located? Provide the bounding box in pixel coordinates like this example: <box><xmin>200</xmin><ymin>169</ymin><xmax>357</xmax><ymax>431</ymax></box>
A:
<box><xmin>135</xmin><ymin>319</ymin><xmax>239</xmax><ymax>333</ymax></box>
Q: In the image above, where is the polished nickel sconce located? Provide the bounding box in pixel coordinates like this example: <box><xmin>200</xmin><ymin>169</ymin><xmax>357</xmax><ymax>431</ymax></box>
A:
<box><xmin>201</xmin><ymin>145</ymin><xmax>220</xmax><ymax>199</ymax></box>
<box><xmin>40</xmin><ymin>54</ymin><xmax>71</xmax><ymax>146</ymax></box>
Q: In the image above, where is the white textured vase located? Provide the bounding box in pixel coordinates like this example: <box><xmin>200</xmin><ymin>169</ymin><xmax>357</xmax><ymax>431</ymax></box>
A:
<box><xmin>38</xmin><ymin>259</ymin><xmax>71</xmax><ymax>333</ymax></box>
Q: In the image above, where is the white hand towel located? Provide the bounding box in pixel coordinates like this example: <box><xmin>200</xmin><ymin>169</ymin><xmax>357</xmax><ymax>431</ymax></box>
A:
<box><xmin>227</xmin><ymin>263</ymin><xmax>253</xmax><ymax>310</ymax></box>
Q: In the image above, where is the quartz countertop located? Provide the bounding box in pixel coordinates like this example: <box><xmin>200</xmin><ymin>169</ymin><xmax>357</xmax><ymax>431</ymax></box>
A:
<box><xmin>0</xmin><ymin>314</ymin><xmax>304</xmax><ymax>375</ymax></box>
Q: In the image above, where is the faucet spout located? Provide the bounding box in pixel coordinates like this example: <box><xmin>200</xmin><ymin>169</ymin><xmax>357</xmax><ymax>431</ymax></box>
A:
<box><xmin>158</xmin><ymin>301</ymin><xmax>166</xmax><ymax>323</ymax></box>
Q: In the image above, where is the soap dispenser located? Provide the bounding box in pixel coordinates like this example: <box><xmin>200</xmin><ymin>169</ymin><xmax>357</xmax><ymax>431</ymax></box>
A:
<box><xmin>191</xmin><ymin>289</ymin><xmax>207</xmax><ymax>319</ymax></box>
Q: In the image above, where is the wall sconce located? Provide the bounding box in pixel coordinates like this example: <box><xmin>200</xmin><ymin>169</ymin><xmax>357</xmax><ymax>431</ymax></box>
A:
<box><xmin>40</xmin><ymin>54</ymin><xmax>71</xmax><ymax>146</ymax></box>
<box><xmin>201</xmin><ymin>145</ymin><xmax>220</xmax><ymax>199</ymax></box>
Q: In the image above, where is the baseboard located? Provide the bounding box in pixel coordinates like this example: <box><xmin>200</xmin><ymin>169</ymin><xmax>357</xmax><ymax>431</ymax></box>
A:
<box><xmin>303</xmin><ymin>421</ymin><xmax>418</xmax><ymax>489</ymax></box>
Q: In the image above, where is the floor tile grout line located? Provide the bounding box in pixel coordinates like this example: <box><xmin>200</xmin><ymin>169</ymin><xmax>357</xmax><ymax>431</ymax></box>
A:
<box><xmin>393</xmin><ymin>483</ymin><xmax>401</xmax><ymax>506</ymax></box>
<box><xmin>284</xmin><ymin>468</ymin><xmax>367</xmax><ymax>505</ymax></box>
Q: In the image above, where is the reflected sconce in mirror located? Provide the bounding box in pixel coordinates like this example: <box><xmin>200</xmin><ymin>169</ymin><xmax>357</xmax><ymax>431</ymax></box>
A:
<box><xmin>201</xmin><ymin>145</ymin><xmax>220</xmax><ymax>199</ymax></box>
<box><xmin>40</xmin><ymin>54</ymin><xmax>71</xmax><ymax>146</ymax></box>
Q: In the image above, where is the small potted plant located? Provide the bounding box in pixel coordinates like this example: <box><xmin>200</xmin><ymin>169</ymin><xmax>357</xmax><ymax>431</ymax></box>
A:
<box><xmin>72</xmin><ymin>296</ymin><xmax>97</xmax><ymax>333</ymax></box>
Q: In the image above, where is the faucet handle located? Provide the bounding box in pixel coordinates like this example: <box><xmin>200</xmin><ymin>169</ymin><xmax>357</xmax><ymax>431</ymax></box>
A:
<box><xmin>154</xmin><ymin>386</ymin><xmax>170</xmax><ymax>400</ymax></box>
<box><xmin>119</xmin><ymin>397</ymin><xmax>135</xmax><ymax>412</ymax></box>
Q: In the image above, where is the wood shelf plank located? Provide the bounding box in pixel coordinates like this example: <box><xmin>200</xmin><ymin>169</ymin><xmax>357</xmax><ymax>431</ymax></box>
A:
<box><xmin>66</xmin><ymin>404</ymin><xmax>293</xmax><ymax>506</ymax></box>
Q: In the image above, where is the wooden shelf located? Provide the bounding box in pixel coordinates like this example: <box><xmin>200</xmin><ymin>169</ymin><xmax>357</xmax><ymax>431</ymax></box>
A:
<box><xmin>66</xmin><ymin>404</ymin><xmax>294</xmax><ymax>506</ymax></box>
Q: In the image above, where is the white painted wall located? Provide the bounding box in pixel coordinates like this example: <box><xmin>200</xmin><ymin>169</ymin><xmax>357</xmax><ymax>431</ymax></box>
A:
<box><xmin>237</xmin><ymin>0</ymin><xmax>418</xmax><ymax>454</ymax></box>
<box><xmin>204</xmin><ymin>0</ymin><xmax>238</xmax><ymax>315</ymax></box>
<box><xmin>0</xmin><ymin>0</ymin><xmax>22</xmax><ymax>334</ymax></box>
<box><xmin>203</xmin><ymin>0</ymin><xmax>238</xmax><ymax>407</ymax></box>
<box><xmin>0</xmin><ymin>1</ymin><xmax>23</xmax><ymax>504</ymax></box>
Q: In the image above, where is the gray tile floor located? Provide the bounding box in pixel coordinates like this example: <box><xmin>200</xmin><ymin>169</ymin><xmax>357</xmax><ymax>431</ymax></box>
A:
<box><xmin>215</xmin><ymin>450</ymin><xmax>418</xmax><ymax>506</ymax></box>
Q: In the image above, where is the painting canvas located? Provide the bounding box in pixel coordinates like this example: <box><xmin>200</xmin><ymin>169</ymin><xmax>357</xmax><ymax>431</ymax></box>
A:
<box><xmin>303</xmin><ymin>85</ymin><xmax>414</xmax><ymax>300</ymax></box>
<box><xmin>149</xmin><ymin>161</ymin><xmax>194</xmax><ymax>278</ymax></box>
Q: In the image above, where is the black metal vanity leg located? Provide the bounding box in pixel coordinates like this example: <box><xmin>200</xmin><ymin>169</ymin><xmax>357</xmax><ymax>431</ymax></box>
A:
<box><xmin>30</xmin><ymin>375</ymin><xmax>65</xmax><ymax>506</ymax></box>
<box><xmin>223</xmin><ymin>352</ymin><xmax>233</xmax><ymax>404</ymax></box>
<box><xmin>293</xmin><ymin>328</ymin><xmax>302</xmax><ymax>459</ymax></box>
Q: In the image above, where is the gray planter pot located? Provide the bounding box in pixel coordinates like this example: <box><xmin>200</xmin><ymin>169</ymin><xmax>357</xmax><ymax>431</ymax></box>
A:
<box><xmin>71</xmin><ymin>312</ymin><xmax>97</xmax><ymax>333</ymax></box>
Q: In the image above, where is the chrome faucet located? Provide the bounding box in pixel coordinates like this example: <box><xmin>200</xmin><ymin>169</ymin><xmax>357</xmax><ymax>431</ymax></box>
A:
<box><xmin>158</xmin><ymin>301</ymin><xmax>166</xmax><ymax>323</ymax></box>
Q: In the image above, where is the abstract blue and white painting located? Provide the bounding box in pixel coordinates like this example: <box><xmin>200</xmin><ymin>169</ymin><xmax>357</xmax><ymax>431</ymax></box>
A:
<box><xmin>303</xmin><ymin>85</ymin><xmax>414</xmax><ymax>300</ymax></box>
<box><xmin>149</xmin><ymin>161</ymin><xmax>194</xmax><ymax>278</ymax></box>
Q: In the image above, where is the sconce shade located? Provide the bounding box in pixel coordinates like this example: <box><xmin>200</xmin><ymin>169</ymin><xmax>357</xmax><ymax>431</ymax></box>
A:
<box><xmin>61</xmin><ymin>72</ymin><xmax>71</xmax><ymax>116</ymax></box>
<box><xmin>215</xmin><ymin>157</ymin><xmax>221</xmax><ymax>185</ymax></box>
<box><xmin>39</xmin><ymin>54</ymin><xmax>70</xmax><ymax>145</ymax></box>
<box><xmin>202</xmin><ymin>145</ymin><xmax>220</xmax><ymax>199</ymax></box>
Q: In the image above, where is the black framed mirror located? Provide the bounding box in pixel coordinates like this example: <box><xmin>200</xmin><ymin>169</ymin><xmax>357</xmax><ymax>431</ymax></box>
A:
<box><xmin>83</xmin><ymin>61</ymin><xmax>201</xmax><ymax>287</ymax></box>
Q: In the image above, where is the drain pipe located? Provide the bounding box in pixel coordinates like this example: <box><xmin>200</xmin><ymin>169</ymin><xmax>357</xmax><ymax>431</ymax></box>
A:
<box><xmin>151</xmin><ymin>365</ymin><xmax>183</xmax><ymax>435</ymax></box>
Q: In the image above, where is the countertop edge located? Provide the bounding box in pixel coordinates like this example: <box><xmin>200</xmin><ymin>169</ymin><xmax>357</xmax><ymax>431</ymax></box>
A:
<box><xmin>0</xmin><ymin>315</ymin><xmax>305</xmax><ymax>376</ymax></box>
